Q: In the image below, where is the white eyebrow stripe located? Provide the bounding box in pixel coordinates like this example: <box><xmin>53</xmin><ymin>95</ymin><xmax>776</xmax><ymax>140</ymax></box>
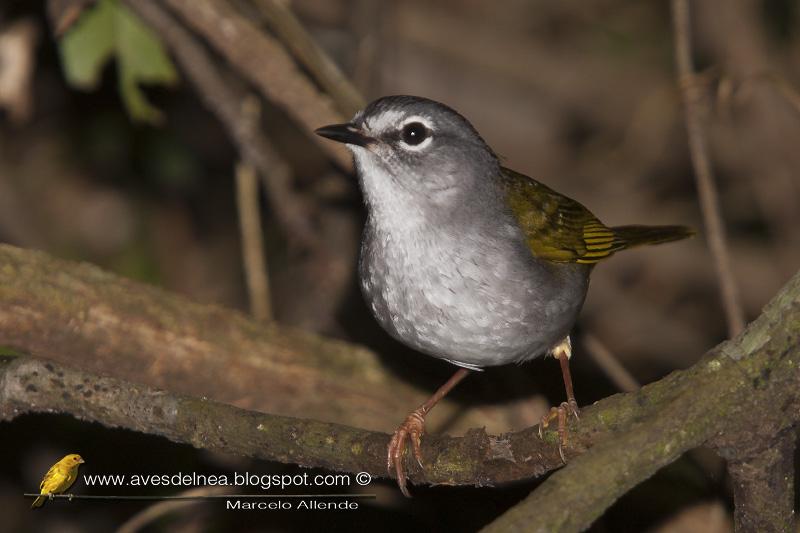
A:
<box><xmin>366</xmin><ymin>109</ymin><xmax>406</xmax><ymax>134</ymax></box>
<box><xmin>366</xmin><ymin>112</ymin><xmax>437</xmax><ymax>136</ymax></box>
<box><xmin>401</xmin><ymin>115</ymin><xmax>435</xmax><ymax>131</ymax></box>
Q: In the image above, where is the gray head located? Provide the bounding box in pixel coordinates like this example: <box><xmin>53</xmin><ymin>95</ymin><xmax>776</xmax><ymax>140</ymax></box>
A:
<box><xmin>316</xmin><ymin>96</ymin><xmax>500</xmax><ymax>219</ymax></box>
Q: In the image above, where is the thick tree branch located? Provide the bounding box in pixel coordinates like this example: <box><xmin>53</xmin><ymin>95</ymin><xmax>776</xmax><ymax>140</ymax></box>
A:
<box><xmin>725</xmin><ymin>431</ymin><xmax>795</xmax><ymax>533</ymax></box>
<box><xmin>0</xmin><ymin>244</ymin><xmax>498</xmax><ymax>433</ymax></box>
<box><xmin>0</xmin><ymin>356</ymin><xmax>565</xmax><ymax>486</ymax></box>
<box><xmin>709</xmin><ymin>387</ymin><xmax>797</xmax><ymax>533</ymax></box>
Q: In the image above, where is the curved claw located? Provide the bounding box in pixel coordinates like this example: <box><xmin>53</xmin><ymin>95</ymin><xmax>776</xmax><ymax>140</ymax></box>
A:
<box><xmin>567</xmin><ymin>398</ymin><xmax>580</xmax><ymax>421</ymax></box>
<box><xmin>539</xmin><ymin>401</ymin><xmax>580</xmax><ymax>462</ymax></box>
<box><xmin>387</xmin><ymin>408</ymin><xmax>427</xmax><ymax>498</ymax></box>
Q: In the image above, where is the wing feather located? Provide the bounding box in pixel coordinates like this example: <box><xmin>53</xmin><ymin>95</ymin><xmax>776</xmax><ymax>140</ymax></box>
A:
<box><xmin>500</xmin><ymin>167</ymin><xmax>621</xmax><ymax>264</ymax></box>
<box><xmin>39</xmin><ymin>465</ymin><xmax>61</xmax><ymax>492</ymax></box>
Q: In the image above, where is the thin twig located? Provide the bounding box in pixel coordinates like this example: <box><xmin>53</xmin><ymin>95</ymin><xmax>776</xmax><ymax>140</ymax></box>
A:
<box><xmin>245</xmin><ymin>0</ymin><xmax>365</xmax><ymax>116</ymax></box>
<box><xmin>582</xmin><ymin>334</ymin><xmax>640</xmax><ymax>392</ymax></box>
<box><xmin>236</xmin><ymin>160</ymin><xmax>272</xmax><ymax>321</ymax></box>
<box><xmin>671</xmin><ymin>0</ymin><xmax>745</xmax><ymax>337</ymax></box>
<box><xmin>723</xmin><ymin>70</ymin><xmax>800</xmax><ymax>118</ymax></box>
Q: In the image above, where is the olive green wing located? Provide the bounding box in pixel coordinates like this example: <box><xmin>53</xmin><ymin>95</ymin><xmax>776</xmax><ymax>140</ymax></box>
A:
<box><xmin>500</xmin><ymin>167</ymin><xmax>621</xmax><ymax>264</ymax></box>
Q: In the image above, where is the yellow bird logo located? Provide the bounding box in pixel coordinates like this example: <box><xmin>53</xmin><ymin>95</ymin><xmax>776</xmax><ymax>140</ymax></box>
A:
<box><xmin>31</xmin><ymin>454</ymin><xmax>85</xmax><ymax>509</ymax></box>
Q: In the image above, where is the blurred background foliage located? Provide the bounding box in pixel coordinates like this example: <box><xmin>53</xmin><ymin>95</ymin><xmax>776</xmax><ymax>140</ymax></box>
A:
<box><xmin>1</xmin><ymin>0</ymin><xmax>799</xmax><ymax>531</ymax></box>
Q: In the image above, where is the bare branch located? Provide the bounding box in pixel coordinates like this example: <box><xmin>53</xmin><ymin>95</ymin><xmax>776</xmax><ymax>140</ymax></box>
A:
<box><xmin>236</xmin><ymin>160</ymin><xmax>272</xmax><ymax>321</ymax></box>
<box><xmin>582</xmin><ymin>333</ymin><xmax>640</xmax><ymax>393</ymax></box>
<box><xmin>246</xmin><ymin>0</ymin><xmax>366</xmax><ymax>116</ymax></box>
<box><xmin>671</xmin><ymin>0</ymin><xmax>746</xmax><ymax>337</ymax></box>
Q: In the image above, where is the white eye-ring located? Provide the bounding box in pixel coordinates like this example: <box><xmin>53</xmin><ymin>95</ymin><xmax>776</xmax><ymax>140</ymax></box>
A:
<box><xmin>399</xmin><ymin>116</ymin><xmax>434</xmax><ymax>151</ymax></box>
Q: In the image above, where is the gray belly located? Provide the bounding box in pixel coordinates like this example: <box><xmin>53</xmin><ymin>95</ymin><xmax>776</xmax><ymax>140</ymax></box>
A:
<box><xmin>359</xmin><ymin>224</ymin><xmax>590</xmax><ymax>369</ymax></box>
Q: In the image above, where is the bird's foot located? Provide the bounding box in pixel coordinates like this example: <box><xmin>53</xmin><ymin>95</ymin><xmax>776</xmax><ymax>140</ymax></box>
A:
<box><xmin>538</xmin><ymin>400</ymin><xmax>580</xmax><ymax>462</ymax></box>
<box><xmin>387</xmin><ymin>407</ymin><xmax>427</xmax><ymax>498</ymax></box>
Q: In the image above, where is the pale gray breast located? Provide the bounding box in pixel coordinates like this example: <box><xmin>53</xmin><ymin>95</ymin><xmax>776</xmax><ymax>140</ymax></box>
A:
<box><xmin>359</xmin><ymin>215</ymin><xmax>590</xmax><ymax>369</ymax></box>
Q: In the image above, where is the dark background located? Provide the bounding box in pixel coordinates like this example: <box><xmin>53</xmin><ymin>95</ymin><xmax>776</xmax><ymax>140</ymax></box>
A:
<box><xmin>1</xmin><ymin>0</ymin><xmax>798</xmax><ymax>531</ymax></box>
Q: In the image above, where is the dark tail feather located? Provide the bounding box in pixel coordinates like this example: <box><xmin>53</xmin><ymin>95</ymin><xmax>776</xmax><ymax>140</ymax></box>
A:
<box><xmin>31</xmin><ymin>495</ymin><xmax>46</xmax><ymax>509</ymax></box>
<box><xmin>612</xmin><ymin>225</ymin><xmax>695</xmax><ymax>249</ymax></box>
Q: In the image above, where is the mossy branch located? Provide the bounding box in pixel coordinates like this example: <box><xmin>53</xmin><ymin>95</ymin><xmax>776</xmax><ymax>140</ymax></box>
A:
<box><xmin>0</xmin><ymin>355</ymin><xmax>567</xmax><ymax>485</ymax></box>
<box><xmin>0</xmin><ymin>243</ymin><xmax>497</xmax><ymax>433</ymax></box>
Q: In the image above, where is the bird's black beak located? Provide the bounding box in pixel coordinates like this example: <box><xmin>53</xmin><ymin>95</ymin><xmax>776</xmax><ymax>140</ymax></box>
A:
<box><xmin>314</xmin><ymin>123</ymin><xmax>372</xmax><ymax>147</ymax></box>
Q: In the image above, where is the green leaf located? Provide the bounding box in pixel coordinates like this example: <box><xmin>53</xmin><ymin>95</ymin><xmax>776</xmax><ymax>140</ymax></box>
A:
<box><xmin>59</xmin><ymin>0</ymin><xmax>115</xmax><ymax>90</ymax></box>
<box><xmin>59</xmin><ymin>0</ymin><xmax>178</xmax><ymax>123</ymax></box>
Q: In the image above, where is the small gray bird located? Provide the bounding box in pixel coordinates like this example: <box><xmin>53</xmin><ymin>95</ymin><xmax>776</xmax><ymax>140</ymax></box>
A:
<box><xmin>316</xmin><ymin>95</ymin><xmax>692</xmax><ymax>496</ymax></box>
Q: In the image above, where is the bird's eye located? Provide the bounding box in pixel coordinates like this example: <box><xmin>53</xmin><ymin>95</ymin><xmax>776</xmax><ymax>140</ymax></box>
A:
<box><xmin>400</xmin><ymin>122</ymin><xmax>429</xmax><ymax>146</ymax></box>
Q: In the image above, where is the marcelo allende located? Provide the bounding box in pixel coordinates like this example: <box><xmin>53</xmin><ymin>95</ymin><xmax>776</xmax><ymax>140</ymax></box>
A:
<box><xmin>226</xmin><ymin>499</ymin><xmax>359</xmax><ymax>510</ymax></box>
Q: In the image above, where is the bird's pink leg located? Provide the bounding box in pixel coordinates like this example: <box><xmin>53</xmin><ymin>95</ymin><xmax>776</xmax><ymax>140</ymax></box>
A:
<box><xmin>539</xmin><ymin>337</ymin><xmax>580</xmax><ymax>461</ymax></box>
<box><xmin>387</xmin><ymin>367</ymin><xmax>470</xmax><ymax>497</ymax></box>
